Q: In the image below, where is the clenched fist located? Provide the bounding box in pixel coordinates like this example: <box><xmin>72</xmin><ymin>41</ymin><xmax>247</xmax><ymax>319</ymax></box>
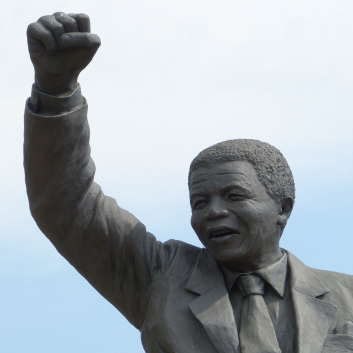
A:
<box><xmin>27</xmin><ymin>12</ymin><xmax>101</xmax><ymax>95</ymax></box>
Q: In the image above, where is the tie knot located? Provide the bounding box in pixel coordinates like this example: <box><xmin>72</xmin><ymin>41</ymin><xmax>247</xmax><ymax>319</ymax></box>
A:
<box><xmin>236</xmin><ymin>274</ymin><xmax>265</xmax><ymax>297</ymax></box>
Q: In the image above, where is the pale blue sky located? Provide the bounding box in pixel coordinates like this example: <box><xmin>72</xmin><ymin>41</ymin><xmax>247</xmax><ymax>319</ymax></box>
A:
<box><xmin>1</xmin><ymin>1</ymin><xmax>353</xmax><ymax>352</ymax></box>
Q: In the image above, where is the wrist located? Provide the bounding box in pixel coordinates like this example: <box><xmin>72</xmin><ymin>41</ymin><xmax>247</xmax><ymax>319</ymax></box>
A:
<box><xmin>35</xmin><ymin>72</ymin><xmax>79</xmax><ymax>96</ymax></box>
<box><xmin>29</xmin><ymin>83</ymin><xmax>84</xmax><ymax>116</ymax></box>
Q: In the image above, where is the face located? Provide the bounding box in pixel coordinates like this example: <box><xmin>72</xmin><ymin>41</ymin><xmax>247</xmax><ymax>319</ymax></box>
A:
<box><xmin>190</xmin><ymin>161</ymin><xmax>284</xmax><ymax>271</ymax></box>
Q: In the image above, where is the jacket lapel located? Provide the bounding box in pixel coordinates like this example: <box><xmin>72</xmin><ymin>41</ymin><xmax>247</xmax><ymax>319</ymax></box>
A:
<box><xmin>185</xmin><ymin>249</ymin><xmax>337</xmax><ymax>353</ymax></box>
<box><xmin>287</xmin><ymin>252</ymin><xmax>337</xmax><ymax>353</ymax></box>
<box><xmin>185</xmin><ymin>249</ymin><xmax>240</xmax><ymax>353</ymax></box>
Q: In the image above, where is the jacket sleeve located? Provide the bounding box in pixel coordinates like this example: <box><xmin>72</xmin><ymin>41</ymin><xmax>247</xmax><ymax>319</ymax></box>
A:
<box><xmin>23</xmin><ymin>94</ymin><xmax>178</xmax><ymax>330</ymax></box>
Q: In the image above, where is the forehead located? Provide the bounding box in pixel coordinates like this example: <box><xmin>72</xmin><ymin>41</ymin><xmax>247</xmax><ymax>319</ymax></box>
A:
<box><xmin>189</xmin><ymin>161</ymin><xmax>262</xmax><ymax>193</ymax></box>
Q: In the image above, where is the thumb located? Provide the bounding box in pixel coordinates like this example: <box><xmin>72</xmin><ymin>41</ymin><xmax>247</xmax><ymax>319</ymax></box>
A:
<box><xmin>59</xmin><ymin>33</ymin><xmax>101</xmax><ymax>49</ymax></box>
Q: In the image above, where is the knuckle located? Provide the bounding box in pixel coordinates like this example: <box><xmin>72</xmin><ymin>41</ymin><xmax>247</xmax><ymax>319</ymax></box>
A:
<box><xmin>39</xmin><ymin>15</ymin><xmax>57</xmax><ymax>26</ymax></box>
<box><xmin>27</xmin><ymin>23</ymin><xmax>35</xmax><ymax>33</ymax></box>
<box><xmin>53</xmin><ymin>11</ymin><xmax>66</xmax><ymax>17</ymax></box>
<box><xmin>27</xmin><ymin>22</ymin><xmax>43</xmax><ymax>36</ymax></box>
<box><xmin>83</xmin><ymin>33</ymin><xmax>91</xmax><ymax>43</ymax></box>
<box><xmin>41</xmin><ymin>32</ymin><xmax>52</xmax><ymax>42</ymax></box>
<box><xmin>59</xmin><ymin>14</ymin><xmax>76</xmax><ymax>23</ymax></box>
<box><xmin>77</xmin><ymin>13</ymin><xmax>89</xmax><ymax>20</ymax></box>
<box><xmin>52</xmin><ymin>22</ymin><xmax>64</xmax><ymax>30</ymax></box>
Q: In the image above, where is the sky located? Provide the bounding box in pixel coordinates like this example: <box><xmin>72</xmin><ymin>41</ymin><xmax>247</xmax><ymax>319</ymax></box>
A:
<box><xmin>1</xmin><ymin>0</ymin><xmax>353</xmax><ymax>352</ymax></box>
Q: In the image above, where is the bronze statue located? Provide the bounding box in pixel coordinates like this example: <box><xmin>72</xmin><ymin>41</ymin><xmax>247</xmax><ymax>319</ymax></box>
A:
<box><xmin>24</xmin><ymin>12</ymin><xmax>353</xmax><ymax>353</ymax></box>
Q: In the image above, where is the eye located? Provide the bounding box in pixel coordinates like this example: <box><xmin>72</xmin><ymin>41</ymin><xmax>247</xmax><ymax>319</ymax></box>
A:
<box><xmin>227</xmin><ymin>192</ymin><xmax>244</xmax><ymax>201</ymax></box>
<box><xmin>192</xmin><ymin>199</ymin><xmax>207</xmax><ymax>210</ymax></box>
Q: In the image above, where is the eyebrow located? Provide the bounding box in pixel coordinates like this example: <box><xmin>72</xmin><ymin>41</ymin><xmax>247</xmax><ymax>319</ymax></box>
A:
<box><xmin>190</xmin><ymin>184</ymin><xmax>251</xmax><ymax>200</ymax></box>
<box><xmin>190</xmin><ymin>171</ymin><xmax>246</xmax><ymax>186</ymax></box>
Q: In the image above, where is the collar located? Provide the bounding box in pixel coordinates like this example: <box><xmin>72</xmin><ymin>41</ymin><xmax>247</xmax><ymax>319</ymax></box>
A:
<box><xmin>221</xmin><ymin>252</ymin><xmax>288</xmax><ymax>298</ymax></box>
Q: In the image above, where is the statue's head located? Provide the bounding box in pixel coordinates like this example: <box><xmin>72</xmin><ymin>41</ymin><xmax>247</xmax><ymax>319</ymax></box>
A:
<box><xmin>188</xmin><ymin>139</ymin><xmax>295</xmax><ymax>271</ymax></box>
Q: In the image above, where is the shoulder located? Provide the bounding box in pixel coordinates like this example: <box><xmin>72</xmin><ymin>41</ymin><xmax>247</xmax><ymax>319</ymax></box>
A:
<box><xmin>162</xmin><ymin>238</ymin><xmax>203</xmax><ymax>262</ymax></box>
<box><xmin>311</xmin><ymin>268</ymin><xmax>353</xmax><ymax>316</ymax></box>
<box><xmin>129</xmin><ymin>222</ymin><xmax>203</xmax><ymax>266</ymax></box>
<box><xmin>286</xmin><ymin>249</ymin><xmax>353</xmax><ymax>298</ymax></box>
<box><xmin>311</xmin><ymin>268</ymin><xmax>353</xmax><ymax>288</ymax></box>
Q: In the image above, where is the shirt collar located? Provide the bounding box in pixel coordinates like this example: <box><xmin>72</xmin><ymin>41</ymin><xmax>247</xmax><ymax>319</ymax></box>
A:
<box><xmin>221</xmin><ymin>251</ymin><xmax>288</xmax><ymax>298</ymax></box>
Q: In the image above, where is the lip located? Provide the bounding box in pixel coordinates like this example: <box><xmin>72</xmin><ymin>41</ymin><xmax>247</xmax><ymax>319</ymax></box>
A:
<box><xmin>208</xmin><ymin>226</ymin><xmax>240</xmax><ymax>243</ymax></box>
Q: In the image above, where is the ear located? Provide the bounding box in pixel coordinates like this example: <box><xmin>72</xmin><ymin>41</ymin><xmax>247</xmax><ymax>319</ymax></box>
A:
<box><xmin>277</xmin><ymin>197</ymin><xmax>294</xmax><ymax>229</ymax></box>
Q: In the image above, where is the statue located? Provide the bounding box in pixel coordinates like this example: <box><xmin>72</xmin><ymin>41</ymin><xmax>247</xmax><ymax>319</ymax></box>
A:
<box><xmin>24</xmin><ymin>12</ymin><xmax>353</xmax><ymax>353</ymax></box>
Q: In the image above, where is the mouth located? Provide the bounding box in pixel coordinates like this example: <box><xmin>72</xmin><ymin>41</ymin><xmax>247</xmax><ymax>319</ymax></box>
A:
<box><xmin>208</xmin><ymin>227</ymin><xmax>240</xmax><ymax>243</ymax></box>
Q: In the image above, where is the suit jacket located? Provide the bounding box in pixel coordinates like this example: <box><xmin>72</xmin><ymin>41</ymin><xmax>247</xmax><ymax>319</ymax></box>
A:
<box><xmin>24</xmin><ymin>97</ymin><xmax>353</xmax><ymax>353</ymax></box>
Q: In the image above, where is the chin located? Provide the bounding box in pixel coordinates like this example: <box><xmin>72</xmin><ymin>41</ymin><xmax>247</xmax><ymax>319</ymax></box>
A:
<box><xmin>210</xmin><ymin>250</ymin><xmax>242</xmax><ymax>266</ymax></box>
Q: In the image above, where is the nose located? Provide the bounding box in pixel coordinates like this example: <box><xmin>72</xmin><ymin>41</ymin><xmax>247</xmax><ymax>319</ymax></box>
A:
<box><xmin>203</xmin><ymin>199</ymin><xmax>229</xmax><ymax>221</ymax></box>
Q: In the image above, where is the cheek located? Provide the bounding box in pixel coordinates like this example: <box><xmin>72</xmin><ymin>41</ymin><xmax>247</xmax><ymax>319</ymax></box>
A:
<box><xmin>233</xmin><ymin>205</ymin><xmax>273</xmax><ymax>233</ymax></box>
<box><xmin>230</xmin><ymin>204</ymin><xmax>258</xmax><ymax>224</ymax></box>
<box><xmin>247</xmin><ymin>207</ymin><xmax>280</xmax><ymax>233</ymax></box>
<box><xmin>241</xmin><ymin>202</ymin><xmax>272</xmax><ymax>219</ymax></box>
<box><xmin>190</xmin><ymin>214</ymin><xmax>199</xmax><ymax>232</ymax></box>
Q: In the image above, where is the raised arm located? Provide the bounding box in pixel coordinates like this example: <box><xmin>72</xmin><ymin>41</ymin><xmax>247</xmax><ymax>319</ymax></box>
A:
<box><xmin>24</xmin><ymin>13</ymin><xmax>178</xmax><ymax>329</ymax></box>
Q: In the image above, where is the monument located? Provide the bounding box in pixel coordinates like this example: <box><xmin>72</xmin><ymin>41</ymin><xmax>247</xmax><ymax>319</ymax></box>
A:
<box><xmin>24</xmin><ymin>12</ymin><xmax>353</xmax><ymax>353</ymax></box>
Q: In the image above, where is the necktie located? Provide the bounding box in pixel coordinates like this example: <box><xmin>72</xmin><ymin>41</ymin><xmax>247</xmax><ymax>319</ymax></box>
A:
<box><xmin>236</xmin><ymin>274</ymin><xmax>281</xmax><ymax>353</ymax></box>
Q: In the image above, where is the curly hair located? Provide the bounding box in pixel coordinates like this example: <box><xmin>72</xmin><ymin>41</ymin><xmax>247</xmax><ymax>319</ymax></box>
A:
<box><xmin>188</xmin><ymin>139</ymin><xmax>295</xmax><ymax>206</ymax></box>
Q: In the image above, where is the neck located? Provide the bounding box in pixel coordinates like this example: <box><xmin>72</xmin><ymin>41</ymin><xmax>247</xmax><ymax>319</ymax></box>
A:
<box><xmin>224</xmin><ymin>248</ymin><xmax>283</xmax><ymax>272</ymax></box>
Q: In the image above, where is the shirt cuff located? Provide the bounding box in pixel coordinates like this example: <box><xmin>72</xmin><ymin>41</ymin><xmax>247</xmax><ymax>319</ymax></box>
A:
<box><xmin>28</xmin><ymin>83</ymin><xmax>84</xmax><ymax>116</ymax></box>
